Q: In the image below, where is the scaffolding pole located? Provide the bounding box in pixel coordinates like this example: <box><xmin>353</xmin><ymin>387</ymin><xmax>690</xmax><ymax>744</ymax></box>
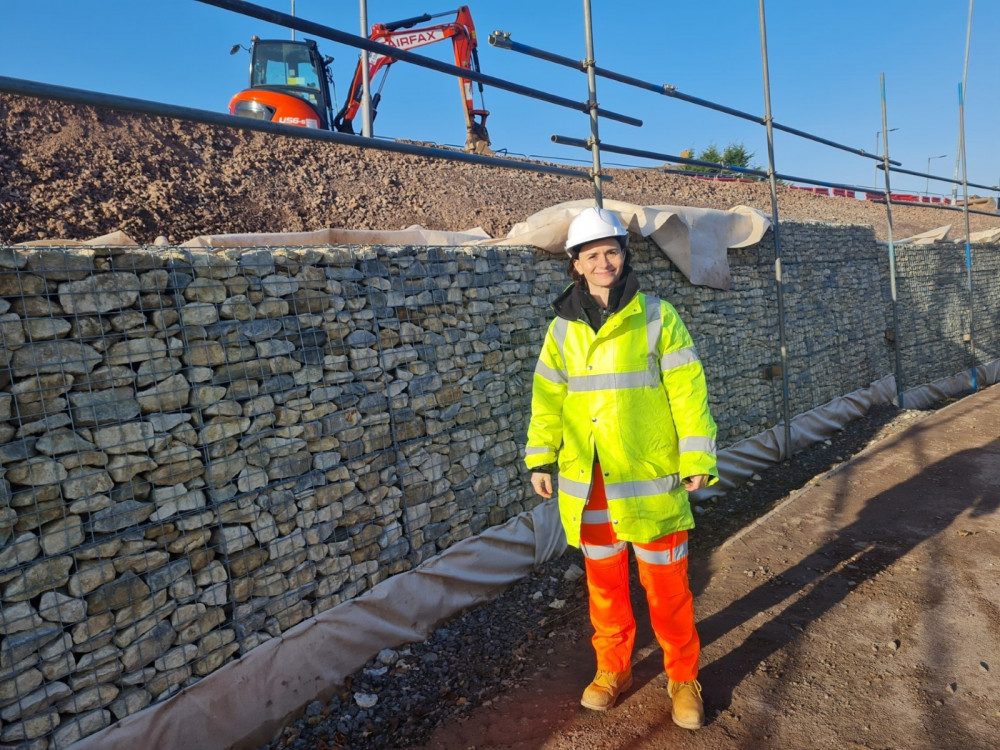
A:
<box><xmin>582</xmin><ymin>0</ymin><xmax>604</xmax><ymax>206</ymax></box>
<box><xmin>359</xmin><ymin>0</ymin><xmax>372</xmax><ymax>137</ymax></box>
<box><xmin>958</xmin><ymin>82</ymin><xmax>977</xmax><ymax>392</ymax></box>
<box><xmin>488</xmin><ymin>31</ymin><xmax>900</xmax><ymax>167</ymax></box>
<box><xmin>195</xmin><ymin>0</ymin><xmax>642</xmax><ymax>127</ymax></box>
<box><xmin>879</xmin><ymin>75</ymin><xmax>905</xmax><ymax>409</ymax></box>
<box><xmin>758</xmin><ymin>1</ymin><xmax>792</xmax><ymax>458</ymax></box>
<box><xmin>952</xmin><ymin>0</ymin><xmax>974</xmax><ymax>204</ymax></box>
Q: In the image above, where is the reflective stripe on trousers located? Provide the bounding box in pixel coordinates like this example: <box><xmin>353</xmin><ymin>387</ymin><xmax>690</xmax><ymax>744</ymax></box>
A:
<box><xmin>579</xmin><ymin>466</ymin><xmax>699</xmax><ymax>680</ymax></box>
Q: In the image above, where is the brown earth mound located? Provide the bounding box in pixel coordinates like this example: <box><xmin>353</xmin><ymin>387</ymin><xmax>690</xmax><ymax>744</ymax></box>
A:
<box><xmin>2</xmin><ymin>93</ymin><xmax>997</xmax><ymax>245</ymax></box>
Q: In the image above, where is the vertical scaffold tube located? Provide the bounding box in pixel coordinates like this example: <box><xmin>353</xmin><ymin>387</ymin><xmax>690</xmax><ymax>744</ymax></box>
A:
<box><xmin>359</xmin><ymin>0</ymin><xmax>373</xmax><ymax>137</ymax></box>
<box><xmin>952</xmin><ymin>0</ymin><xmax>974</xmax><ymax>204</ymax></box>
<box><xmin>880</xmin><ymin>75</ymin><xmax>905</xmax><ymax>409</ymax></box>
<box><xmin>582</xmin><ymin>0</ymin><xmax>604</xmax><ymax>207</ymax></box>
<box><xmin>958</xmin><ymin>82</ymin><xmax>977</xmax><ymax>391</ymax></box>
<box><xmin>758</xmin><ymin>0</ymin><xmax>792</xmax><ymax>458</ymax></box>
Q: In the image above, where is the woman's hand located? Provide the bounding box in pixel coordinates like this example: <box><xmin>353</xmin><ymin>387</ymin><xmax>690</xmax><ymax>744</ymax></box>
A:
<box><xmin>683</xmin><ymin>474</ymin><xmax>709</xmax><ymax>492</ymax></box>
<box><xmin>531</xmin><ymin>472</ymin><xmax>553</xmax><ymax>498</ymax></box>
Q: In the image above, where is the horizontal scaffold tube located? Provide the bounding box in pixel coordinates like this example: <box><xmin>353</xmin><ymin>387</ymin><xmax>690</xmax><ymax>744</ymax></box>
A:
<box><xmin>552</xmin><ymin>134</ymin><xmax>999</xmax><ymax>217</ymax></box>
<box><xmin>492</xmin><ymin>30</ymin><xmax>896</xmax><ymax>165</ymax></box>
<box><xmin>877</xmin><ymin>163</ymin><xmax>996</xmax><ymax>192</ymax></box>
<box><xmin>196</xmin><ymin>0</ymin><xmax>642</xmax><ymax>127</ymax></box>
<box><xmin>0</xmin><ymin>75</ymin><xmax>609</xmax><ymax>182</ymax></box>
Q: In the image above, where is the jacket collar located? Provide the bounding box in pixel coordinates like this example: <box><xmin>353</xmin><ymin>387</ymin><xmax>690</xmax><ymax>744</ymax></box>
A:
<box><xmin>552</xmin><ymin>265</ymin><xmax>641</xmax><ymax>330</ymax></box>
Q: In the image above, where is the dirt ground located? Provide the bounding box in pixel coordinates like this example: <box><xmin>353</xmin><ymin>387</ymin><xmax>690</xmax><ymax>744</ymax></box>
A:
<box><xmin>415</xmin><ymin>389</ymin><xmax>1000</xmax><ymax>750</ymax></box>
<box><xmin>2</xmin><ymin>93</ymin><xmax>998</xmax><ymax>246</ymax></box>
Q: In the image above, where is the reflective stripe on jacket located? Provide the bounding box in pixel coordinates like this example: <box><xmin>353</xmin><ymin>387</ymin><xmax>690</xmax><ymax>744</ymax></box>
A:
<box><xmin>525</xmin><ymin>292</ymin><xmax>718</xmax><ymax>547</ymax></box>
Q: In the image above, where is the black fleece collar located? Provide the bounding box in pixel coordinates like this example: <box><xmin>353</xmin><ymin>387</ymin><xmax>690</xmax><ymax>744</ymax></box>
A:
<box><xmin>551</xmin><ymin>265</ymin><xmax>641</xmax><ymax>332</ymax></box>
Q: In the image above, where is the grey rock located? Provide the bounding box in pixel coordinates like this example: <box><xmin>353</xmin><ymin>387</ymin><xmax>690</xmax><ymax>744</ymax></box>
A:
<box><xmin>67</xmin><ymin>560</ymin><xmax>118</xmax><ymax>598</ymax></box>
<box><xmin>135</xmin><ymin>356</ymin><xmax>183</xmax><ymax>386</ymax></box>
<box><xmin>237</xmin><ymin>249</ymin><xmax>275</xmax><ymax>276</ymax></box>
<box><xmin>109</xmin><ymin>687</ymin><xmax>150</xmax><ymax>721</ymax></box>
<box><xmin>0</xmin><ymin>247</ymin><xmax>27</xmax><ymax>270</ymax></box>
<box><xmin>58</xmin><ymin>272</ymin><xmax>140</xmax><ymax>313</ymax></box>
<box><xmin>5</xmin><ymin>458</ymin><xmax>68</xmax><ymax>486</ymax></box>
<box><xmin>0</xmin><ymin>709</ymin><xmax>60</xmax><ymax>743</ymax></box>
<box><xmin>0</xmin><ymin>624</ymin><xmax>63</xmax><ymax>668</ymax></box>
<box><xmin>49</xmin><ymin>708</ymin><xmax>112</xmax><ymax>749</ymax></box>
<box><xmin>121</xmin><ymin>620</ymin><xmax>176</xmax><ymax>672</ymax></box>
<box><xmin>240</xmin><ymin>318</ymin><xmax>283</xmax><ymax>341</ymax></box>
<box><xmin>22</xmin><ymin>316</ymin><xmax>72</xmax><ymax>341</ymax></box>
<box><xmin>38</xmin><ymin>592</ymin><xmax>87</xmax><ymax>624</ymax></box>
<box><xmin>0</xmin><ymin>601</ymin><xmax>43</xmax><ymax>636</ymax></box>
<box><xmin>90</xmin><ymin>500</ymin><xmax>154</xmax><ymax>534</ymax></box>
<box><xmin>25</xmin><ymin>248</ymin><xmax>94</xmax><ymax>280</ymax></box>
<box><xmin>86</xmin><ymin>572</ymin><xmax>152</xmax><ymax>615</ymax></box>
<box><xmin>0</xmin><ymin>667</ymin><xmax>44</xmax><ymax>705</ymax></box>
<box><xmin>262</xmin><ymin>274</ymin><xmax>300</xmax><ymax>297</ymax></box>
<box><xmin>136</xmin><ymin>373</ymin><xmax>190</xmax><ymax>413</ymax></box>
<box><xmin>91</xmin><ymin>421</ymin><xmax>156</xmax><ymax>453</ymax></box>
<box><xmin>105</xmin><ymin>338</ymin><xmax>168</xmax><ymax>366</ymax></box>
<box><xmin>146</xmin><ymin>560</ymin><xmax>192</xmax><ymax>593</ymax></box>
<box><xmin>0</xmin><ymin>532</ymin><xmax>41</xmax><ymax>572</ymax></box>
<box><xmin>34</xmin><ymin>431</ymin><xmax>94</xmax><ymax>456</ymax></box>
<box><xmin>3</xmin><ymin>557</ymin><xmax>74</xmax><ymax>603</ymax></box>
<box><xmin>179</xmin><ymin>301</ymin><xmax>220</xmax><ymax>326</ymax></box>
<box><xmin>345</xmin><ymin>329</ymin><xmax>378</xmax><ymax>346</ymax></box>
<box><xmin>11</xmin><ymin>340</ymin><xmax>102</xmax><ymax>377</ymax></box>
<box><xmin>61</xmin><ymin>469</ymin><xmax>114</xmax><ymax>501</ymax></box>
<box><xmin>69</xmin><ymin>388</ymin><xmax>141</xmax><ymax>427</ymax></box>
<box><xmin>38</xmin><ymin>515</ymin><xmax>85</xmax><ymax>555</ymax></box>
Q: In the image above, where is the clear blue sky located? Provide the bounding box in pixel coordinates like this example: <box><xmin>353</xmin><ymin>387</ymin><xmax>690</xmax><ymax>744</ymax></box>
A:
<box><xmin>2</xmin><ymin>1</ymin><xmax>998</xmax><ymax>197</ymax></box>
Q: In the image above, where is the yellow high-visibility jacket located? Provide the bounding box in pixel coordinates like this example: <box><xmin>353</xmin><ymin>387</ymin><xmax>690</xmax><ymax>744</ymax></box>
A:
<box><xmin>525</xmin><ymin>291</ymin><xmax>718</xmax><ymax>547</ymax></box>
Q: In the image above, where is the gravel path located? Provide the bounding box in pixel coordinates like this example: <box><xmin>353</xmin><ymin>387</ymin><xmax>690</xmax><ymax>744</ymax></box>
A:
<box><xmin>259</xmin><ymin>401</ymin><xmax>940</xmax><ymax>750</ymax></box>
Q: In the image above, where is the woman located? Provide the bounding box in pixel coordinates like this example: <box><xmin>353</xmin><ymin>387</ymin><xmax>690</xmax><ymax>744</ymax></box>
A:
<box><xmin>525</xmin><ymin>206</ymin><xmax>718</xmax><ymax>730</ymax></box>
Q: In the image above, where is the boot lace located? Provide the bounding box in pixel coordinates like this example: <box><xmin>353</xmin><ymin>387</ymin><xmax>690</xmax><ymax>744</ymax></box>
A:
<box><xmin>593</xmin><ymin>670</ymin><xmax>626</xmax><ymax>688</ymax></box>
<box><xmin>670</xmin><ymin>679</ymin><xmax>703</xmax><ymax>699</ymax></box>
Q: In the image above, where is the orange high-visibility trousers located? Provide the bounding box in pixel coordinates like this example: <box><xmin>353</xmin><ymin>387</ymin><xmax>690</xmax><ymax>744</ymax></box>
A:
<box><xmin>579</xmin><ymin>467</ymin><xmax>700</xmax><ymax>681</ymax></box>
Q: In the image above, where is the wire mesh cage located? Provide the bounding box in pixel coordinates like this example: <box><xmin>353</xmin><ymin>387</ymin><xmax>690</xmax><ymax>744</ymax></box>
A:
<box><xmin>0</xmin><ymin>242</ymin><xmax>539</xmax><ymax>747</ymax></box>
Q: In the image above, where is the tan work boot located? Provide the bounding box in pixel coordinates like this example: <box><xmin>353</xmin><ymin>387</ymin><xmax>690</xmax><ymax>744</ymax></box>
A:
<box><xmin>580</xmin><ymin>669</ymin><xmax>633</xmax><ymax>711</ymax></box>
<box><xmin>668</xmin><ymin>678</ymin><xmax>704</xmax><ymax>730</ymax></box>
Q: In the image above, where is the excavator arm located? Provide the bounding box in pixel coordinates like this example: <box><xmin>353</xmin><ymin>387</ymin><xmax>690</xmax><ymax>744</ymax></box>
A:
<box><xmin>332</xmin><ymin>6</ymin><xmax>491</xmax><ymax>154</ymax></box>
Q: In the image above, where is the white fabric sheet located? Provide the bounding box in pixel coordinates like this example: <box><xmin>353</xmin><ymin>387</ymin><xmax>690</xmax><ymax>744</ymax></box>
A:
<box><xmin>480</xmin><ymin>199</ymin><xmax>770</xmax><ymax>290</ymax></box>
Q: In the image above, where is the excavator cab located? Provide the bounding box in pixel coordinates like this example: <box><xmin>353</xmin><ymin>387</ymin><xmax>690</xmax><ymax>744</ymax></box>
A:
<box><xmin>230</xmin><ymin>38</ymin><xmax>335</xmax><ymax>130</ymax></box>
<box><xmin>228</xmin><ymin>7</ymin><xmax>490</xmax><ymax>153</ymax></box>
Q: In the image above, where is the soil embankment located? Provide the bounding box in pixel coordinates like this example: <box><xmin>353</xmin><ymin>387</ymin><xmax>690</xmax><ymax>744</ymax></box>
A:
<box><xmin>2</xmin><ymin>93</ymin><xmax>996</xmax><ymax>245</ymax></box>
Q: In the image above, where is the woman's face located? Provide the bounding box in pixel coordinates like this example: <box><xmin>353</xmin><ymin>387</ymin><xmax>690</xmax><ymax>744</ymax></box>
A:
<box><xmin>572</xmin><ymin>238</ymin><xmax>625</xmax><ymax>291</ymax></box>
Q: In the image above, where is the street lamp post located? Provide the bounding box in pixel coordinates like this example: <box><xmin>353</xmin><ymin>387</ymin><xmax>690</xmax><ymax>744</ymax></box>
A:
<box><xmin>926</xmin><ymin>154</ymin><xmax>947</xmax><ymax>195</ymax></box>
<box><xmin>874</xmin><ymin>128</ymin><xmax>899</xmax><ymax>187</ymax></box>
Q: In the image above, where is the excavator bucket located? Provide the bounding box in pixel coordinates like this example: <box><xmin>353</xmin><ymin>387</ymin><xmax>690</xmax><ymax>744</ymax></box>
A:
<box><xmin>464</xmin><ymin>110</ymin><xmax>492</xmax><ymax>155</ymax></box>
<box><xmin>465</xmin><ymin>122</ymin><xmax>493</xmax><ymax>155</ymax></box>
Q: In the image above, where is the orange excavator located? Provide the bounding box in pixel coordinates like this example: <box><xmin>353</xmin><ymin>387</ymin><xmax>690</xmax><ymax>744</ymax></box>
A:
<box><xmin>229</xmin><ymin>6</ymin><xmax>490</xmax><ymax>153</ymax></box>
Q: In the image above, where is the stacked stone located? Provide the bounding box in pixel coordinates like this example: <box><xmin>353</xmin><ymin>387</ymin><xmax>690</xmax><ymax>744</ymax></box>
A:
<box><xmin>892</xmin><ymin>240</ymin><xmax>1000</xmax><ymax>388</ymax></box>
<box><xmin>774</xmin><ymin>222</ymin><xmax>894</xmax><ymax>415</ymax></box>
<box><xmin>0</xmin><ymin>243</ymin><xmax>536</xmax><ymax>749</ymax></box>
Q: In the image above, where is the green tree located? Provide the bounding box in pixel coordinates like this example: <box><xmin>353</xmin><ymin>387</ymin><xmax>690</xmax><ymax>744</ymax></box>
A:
<box><xmin>676</xmin><ymin>140</ymin><xmax>762</xmax><ymax>179</ymax></box>
<box><xmin>721</xmin><ymin>142</ymin><xmax>755</xmax><ymax>170</ymax></box>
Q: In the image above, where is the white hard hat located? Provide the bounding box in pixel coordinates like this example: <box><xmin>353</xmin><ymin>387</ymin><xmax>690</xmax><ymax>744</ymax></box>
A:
<box><xmin>564</xmin><ymin>206</ymin><xmax>628</xmax><ymax>256</ymax></box>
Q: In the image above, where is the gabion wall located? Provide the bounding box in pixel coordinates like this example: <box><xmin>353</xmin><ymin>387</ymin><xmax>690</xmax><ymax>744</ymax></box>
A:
<box><xmin>0</xmin><ymin>244</ymin><xmax>534</xmax><ymax>748</ymax></box>
<box><xmin>0</xmin><ymin>225</ymin><xmax>997</xmax><ymax>748</ymax></box>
